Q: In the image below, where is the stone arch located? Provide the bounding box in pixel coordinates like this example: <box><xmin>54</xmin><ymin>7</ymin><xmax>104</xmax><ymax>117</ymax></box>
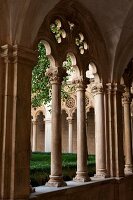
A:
<box><xmin>34</xmin><ymin>0</ymin><xmax>109</xmax><ymax>81</ymax></box>
<box><xmin>63</xmin><ymin>52</ymin><xmax>80</xmax><ymax>81</ymax></box>
<box><xmin>86</xmin><ymin>61</ymin><xmax>101</xmax><ymax>83</ymax></box>
<box><xmin>31</xmin><ymin>107</ymin><xmax>46</xmax><ymax>152</ymax></box>
<box><xmin>31</xmin><ymin>106</ymin><xmax>45</xmax><ymax>122</ymax></box>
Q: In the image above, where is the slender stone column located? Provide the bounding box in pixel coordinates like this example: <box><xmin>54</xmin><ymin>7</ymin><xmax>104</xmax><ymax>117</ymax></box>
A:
<box><xmin>92</xmin><ymin>83</ymin><xmax>107</xmax><ymax>178</ymax></box>
<box><xmin>113</xmin><ymin>84</ymin><xmax>125</xmax><ymax>177</ymax></box>
<box><xmin>46</xmin><ymin>67</ymin><xmax>67</xmax><ymax>187</ymax></box>
<box><xmin>45</xmin><ymin>104</ymin><xmax>52</xmax><ymax>152</ymax></box>
<box><xmin>67</xmin><ymin>116</ymin><xmax>73</xmax><ymax>153</ymax></box>
<box><xmin>106</xmin><ymin>83</ymin><xmax>115</xmax><ymax>177</ymax></box>
<box><xmin>73</xmin><ymin>77</ymin><xmax>90</xmax><ymax>182</ymax></box>
<box><xmin>131</xmin><ymin>112</ymin><xmax>133</xmax><ymax>155</ymax></box>
<box><xmin>32</xmin><ymin>121</ymin><xmax>37</xmax><ymax>151</ymax></box>
<box><xmin>123</xmin><ymin>89</ymin><xmax>133</xmax><ymax>174</ymax></box>
<box><xmin>0</xmin><ymin>44</ymin><xmax>37</xmax><ymax>199</ymax></box>
<box><xmin>106</xmin><ymin>83</ymin><xmax>124</xmax><ymax>177</ymax></box>
<box><xmin>104</xmin><ymin>93</ymin><xmax>110</xmax><ymax>176</ymax></box>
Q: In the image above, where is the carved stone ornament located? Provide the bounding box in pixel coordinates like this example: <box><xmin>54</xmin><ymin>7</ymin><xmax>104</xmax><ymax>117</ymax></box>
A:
<box><xmin>66</xmin><ymin>97</ymin><xmax>76</xmax><ymax>108</ymax></box>
<box><xmin>122</xmin><ymin>92</ymin><xmax>132</xmax><ymax>104</ymax></box>
<box><xmin>0</xmin><ymin>44</ymin><xmax>37</xmax><ymax>66</ymax></box>
<box><xmin>45</xmin><ymin>67</ymin><xmax>67</xmax><ymax>84</ymax></box>
<box><xmin>50</xmin><ymin>19</ymin><xmax>66</xmax><ymax>44</ymax></box>
<box><xmin>72</xmin><ymin>76</ymin><xmax>89</xmax><ymax>90</ymax></box>
<box><xmin>85</xmin><ymin>96</ymin><xmax>90</xmax><ymax>106</ymax></box>
<box><xmin>91</xmin><ymin>83</ymin><xmax>104</xmax><ymax>95</ymax></box>
<box><xmin>106</xmin><ymin>83</ymin><xmax>124</xmax><ymax>95</ymax></box>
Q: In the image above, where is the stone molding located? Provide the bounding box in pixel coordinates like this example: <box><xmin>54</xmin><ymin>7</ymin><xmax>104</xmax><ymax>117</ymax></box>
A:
<box><xmin>0</xmin><ymin>44</ymin><xmax>37</xmax><ymax>66</ymax></box>
<box><xmin>106</xmin><ymin>83</ymin><xmax>124</xmax><ymax>95</ymax></box>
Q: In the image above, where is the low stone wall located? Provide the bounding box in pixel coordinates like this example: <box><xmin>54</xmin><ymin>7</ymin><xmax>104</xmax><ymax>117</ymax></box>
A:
<box><xmin>30</xmin><ymin>175</ymin><xmax>133</xmax><ymax>200</ymax></box>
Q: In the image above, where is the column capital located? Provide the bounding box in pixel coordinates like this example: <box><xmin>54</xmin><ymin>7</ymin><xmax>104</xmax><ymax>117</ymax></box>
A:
<box><xmin>67</xmin><ymin>116</ymin><xmax>73</xmax><ymax>124</ymax></box>
<box><xmin>106</xmin><ymin>83</ymin><xmax>124</xmax><ymax>95</ymax></box>
<box><xmin>123</xmin><ymin>92</ymin><xmax>132</xmax><ymax>104</ymax></box>
<box><xmin>0</xmin><ymin>44</ymin><xmax>37</xmax><ymax>67</ymax></box>
<box><xmin>91</xmin><ymin>83</ymin><xmax>104</xmax><ymax>96</ymax></box>
<box><xmin>45</xmin><ymin>67</ymin><xmax>67</xmax><ymax>84</ymax></box>
<box><xmin>72</xmin><ymin>76</ymin><xmax>89</xmax><ymax>90</ymax></box>
<box><xmin>32</xmin><ymin>120</ymin><xmax>37</xmax><ymax>125</ymax></box>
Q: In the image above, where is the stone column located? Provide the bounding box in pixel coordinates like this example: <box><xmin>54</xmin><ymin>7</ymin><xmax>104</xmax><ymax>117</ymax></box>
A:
<box><xmin>73</xmin><ymin>77</ymin><xmax>90</xmax><ymax>182</ymax></box>
<box><xmin>123</xmin><ymin>89</ymin><xmax>133</xmax><ymax>174</ymax></box>
<box><xmin>0</xmin><ymin>44</ymin><xmax>37</xmax><ymax>200</ymax></box>
<box><xmin>32</xmin><ymin>121</ymin><xmax>37</xmax><ymax>151</ymax></box>
<box><xmin>131</xmin><ymin>113</ymin><xmax>133</xmax><ymax>155</ymax></box>
<box><xmin>67</xmin><ymin>116</ymin><xmax>73</xmax><ymax>153</ymax></box>
<box><xmin>106</xmin><ymin>83</ymin><xmax>124</xmax><ymax>177</ymax></box>
<box><xmin>44</xmin><ymin>104</ymin><xmax>52</xmax><ymax>152</ymax></box>
<box><xmin>46</xmin><ymin>67</ymin><xmax>67</xmax><ymax>187</ymax></box>
<box><xmin>92</xmin><ymin>83</ymin><xmax>107</xmax><ymax>178</ymax></box>
<box><xmin>104</xmin><ymin>93</ymin><xmax>110</xmax><ymax>176</ymax></box>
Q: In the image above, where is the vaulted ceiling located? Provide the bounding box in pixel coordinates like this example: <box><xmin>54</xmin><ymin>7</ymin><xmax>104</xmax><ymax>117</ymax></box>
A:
<box><xmin>0</xmin><ymin>0</ymin><xmax>133</xmax><ymax>82</ymax></box>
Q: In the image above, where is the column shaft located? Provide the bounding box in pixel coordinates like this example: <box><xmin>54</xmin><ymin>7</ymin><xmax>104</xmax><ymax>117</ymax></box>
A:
<box><xmin>46</xmin><ymin>67</ymin><xmax>67</xmax><ymax>187</ymax></box>
<box><xmin>67</xmin><ymin>117</ymin><xmax>73</xmax><ymax>153</ymax></box>
<box><xmin>123</xmin><ymin>91</ymin><xmax>133</xmax><ymax>174</ymax></box>
<box><xmin>106</xmin><ymin>83</ymin><xmax>124</xmax><ymax>177</ymax></box>
<box><xmin>73</xmin><ymin>78</ymin><xmax>90</xmax><ymax>182</ymax></box>
<box><xmin>104</xmin><ymin>93</ymin><xmax>110</xmax><ymax>176</ymax></box>
<box><xmin>0</xmin><ymin>44</ymin><xmax>37</xmax><ymax>199</ymax></box>
<box><xmin>92</xmin><ymin>84</ymin><xmax>107</xmax><ymax>178</ymax></box>
<box><xmin>32</xmin><ymin>121</ymin><xmax>37</xmax><ymax>151</ymax></box>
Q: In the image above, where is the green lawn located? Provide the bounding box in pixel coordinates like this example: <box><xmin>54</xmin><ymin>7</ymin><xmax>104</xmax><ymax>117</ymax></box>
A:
<box><xmin>30</xmin><ymin>152</ymin><xmax>96</xmax><ymax>186</ymax></box>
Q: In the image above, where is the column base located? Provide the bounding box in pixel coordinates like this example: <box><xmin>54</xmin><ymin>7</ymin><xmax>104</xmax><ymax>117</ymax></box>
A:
<box><xmin>45</xmin><ymin>176</ymin><xmax>67</xmax><ymax>187</ymax></box>
<box><xmin>94</xmin><ymin>169</ymin><xmax>108</xmax><ymax>178</ymax></box>
<box><xmin>30</xmin><ymin>185</ymin><xmax>35</xmax><ymax>193</ymax></box>
<box><xmin>73</xmin><ymin>172</ymin><xmax>91</xmax><ymax>182</ymax></box>
<box><xmin>124</xmin><ymin>165</ymin><xmax>133</xmax><ymax>175</ymax></box>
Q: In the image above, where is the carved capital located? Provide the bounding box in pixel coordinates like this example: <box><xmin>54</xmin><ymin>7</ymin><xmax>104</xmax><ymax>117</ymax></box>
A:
<box><xmin>72</xmin><ymin>76</ymin><xmax>89</xmax><ymax>90</ymax></box>
<box><xmin>106</xmin><ymin>83</ymin><xmax>124</xmax><ymax>95</ymax></box>
<box><xmin>106</xmin><ymin>83</ymin><xmax>113</xmax><ymax>94</ymax></box>
<box><xmin>67</xmin><ymin>117</ymin><xmax>73</xmax><ymax>124</ymax></box>
<box><xmin>46</xmin><ymin>67</ymin><xmax>67</xmax><ymax>84</ymax></box>
<box><xmin>122</xmin><ymin>92</ymin><xmax>132</xmax><ymax>104</ymax></box>
<box><xmin>91</xmin><ymin>83</ymin><xmax>104</xmax><ymax>96</ymax></box>
<box><xmin>0</xmin><ymin>44</ymin><xmax>13</xmax><ymax>63</ymax></box>
<box><xmin>32</xmin><ymin>121</ymin><xmax>37</xmax><ymax>126</ymax></box>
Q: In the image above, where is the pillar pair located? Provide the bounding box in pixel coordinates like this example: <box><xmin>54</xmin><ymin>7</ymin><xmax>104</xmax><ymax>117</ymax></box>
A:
<box><xmin>46</xmin><ymin>72</ymin><xmax>90</xmax><ymax>186</ymax></box>
<box><xmin>0</xmin><ymin>44</ymin><xmax>37</xmax><ymax>199</ymax></box>
<box><xmin>93</xmin><ymin>83</ymin><xmax>133</xmax><ymax>178</ymax></box>
<box><xmin>105</xmin><ymin>83</ymin><xmax>129</xmax><ymax>177</ymax></box>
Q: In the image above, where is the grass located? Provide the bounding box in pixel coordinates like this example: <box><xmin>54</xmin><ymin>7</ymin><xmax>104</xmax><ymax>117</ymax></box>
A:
<box><xmin>30</xmin><ymin>152</ymin><xmax>96</xmax><ymax>187</ymax></box>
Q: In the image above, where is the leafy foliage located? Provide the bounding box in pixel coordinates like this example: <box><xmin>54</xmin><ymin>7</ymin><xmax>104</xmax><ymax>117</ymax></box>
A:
<box><xmin>31</xmin><ymin>42</ymin><xmax>74</xmax><ymax>108</ymax></box>
<box><xmin>31</xmin><ymin>43</ymin><xmax>51</xmax><ymax>108</ymax></box>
